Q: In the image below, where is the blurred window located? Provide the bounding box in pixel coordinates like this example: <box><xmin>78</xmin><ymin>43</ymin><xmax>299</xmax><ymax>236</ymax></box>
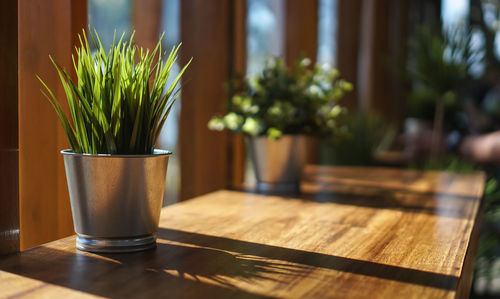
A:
<box><xmin>442</xmin><ymin>0</ymin><xmax>485</xmax><ymax>77</ymax></box>
<box><xmin>246</xmin><ymin>0</ymin><xmax>285</xmax><ymax>76</ymax></box>
<box><xmin>317</xmin><ymin>0</ymin><xmax>338</xmax><ymax>66</ymax></box>
<box><xmin>441</xmin><ymin>0</ymin><xmax>469</xmax><ymax>28</ymax></box>
<box><xmin>88</xmin><ymin>0</ymin><xmax>133</xmax><ymax>50</ymax></box>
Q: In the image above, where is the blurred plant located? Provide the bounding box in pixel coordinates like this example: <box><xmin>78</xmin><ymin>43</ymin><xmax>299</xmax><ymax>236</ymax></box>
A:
<box><xmin>408</xmin><ymin>156</ymin><xmax>478</xmax><ymax>173</ymax></box>
<box><xmin>208</xmin><ymin>57</ymin><xmax>352</xmax><ymax>140</ymax></box>
<box><xmin>470</xmin><ymin>0</ymin><xmax>500</xmax><ymax>73</ymax></box>
<box><xmin>407</xmin><ymin>26</ymin><xmax>480</xmax><ymax>155</ymax></box>
<box><xmin>319</xmin><ymin>111</ymin><xmax>396</xmax><ymax>166</ymax></box>
<box><xmin>38</xmin><ymin>30</ymin><xmax>191</xmax><ymax>154</ymax></box>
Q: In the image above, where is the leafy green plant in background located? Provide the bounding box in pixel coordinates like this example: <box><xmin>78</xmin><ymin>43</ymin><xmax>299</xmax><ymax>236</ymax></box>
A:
<box><xmin>38</xmin><ymin>30</ymin><xmax>191</xmax><ymax>154</ymax></box>
<box><xmin>208</xmin><ymin>57</ymin><xmax>352</xmax><ymax>140</ymax></box>
<box><xmin>407</xmin><ymin>26</ymin><xmax>479</xmax><ymax>155</ymax></box>
<box><xmin>319</xmin><ymin>111</ymin><xmax>396</xmax><ymax>166</ymax></box>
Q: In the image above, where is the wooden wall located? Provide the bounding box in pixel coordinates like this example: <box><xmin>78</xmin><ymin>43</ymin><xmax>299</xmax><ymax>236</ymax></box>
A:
<box><xmin>285</xmin><ymin>0</ymin><xmax>319</xmax><ymax>65</ymax></box>
<box><xmin>0</xmin><ymin>0</ymin><xmax>20</xmax><ymax>255</ymax></box>
<box><xmin>337</xmin><ymin>0</ymin><xmax>362</xmax><ymax>110</ymax></box>
<box><xmin>357</xmin><ymin>0</ymin><xmax>409</xmax><ymax>125</ymax></box>
<box><xmin>18</xmin><ymin>0</ymin><xmax>79</xmax><ymax>250</ymax></box>
<box><xmin>179</xmin><ymin>0</ymin><xmax>232</xmax><ymax>200</ymax></box>
<box><xmin>228</xmin><ymin>0</ymin><xmax>247</xmax><ymax>189</ymax></box>
<box><xmin>132</xmin><ymin>0</ymin><xmax>162</xmax><ymax>51</ymax></box>
<box><xmin>0</xmin><ymin>0</ymin><xmax>87</xmax><ymax>252</ymax></box>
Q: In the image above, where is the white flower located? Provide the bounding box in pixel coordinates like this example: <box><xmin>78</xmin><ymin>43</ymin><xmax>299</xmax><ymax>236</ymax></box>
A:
<box><xmin>242</xmin><ymin>118</ymin><xmax>260</xmax><ymax>136</ymax></box>
<box><xmin>300</xmin><ymin>58</ymin><xmax>311</xmax><ymax>67</ymax></box>
<box><xmin>307</xmin><ymin>85</ymin><xmax>322</xmax><ymax>97</ymax></box>
<box><xmin>207</xmin><ymin>118</ymin><xmax>225</xmax><ymax>131</ymax></box>
<box><xmin>223</xmin><ymin>112</ymin><xmax>242</xmax><ymax>130</ymax></box>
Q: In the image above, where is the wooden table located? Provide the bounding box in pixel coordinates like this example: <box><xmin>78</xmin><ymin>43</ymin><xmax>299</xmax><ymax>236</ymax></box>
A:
<box><xmin>0</xmin><ymin>166</ymin><xmax>485</xmax><ymax>298</ymax></box>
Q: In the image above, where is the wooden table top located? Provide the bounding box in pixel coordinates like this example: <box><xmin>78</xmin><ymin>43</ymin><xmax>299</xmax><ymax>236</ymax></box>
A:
<box><xmin>0</xmin><ymin>166</ymin><xmax>485</xmax><ymax>298</ymax></box>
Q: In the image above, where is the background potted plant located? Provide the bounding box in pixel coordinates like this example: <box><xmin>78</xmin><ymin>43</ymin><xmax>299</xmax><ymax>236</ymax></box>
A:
<box><xmin>38</xmin><ymin>30</ymin><xmax>191</xmax><ymax>253</ymax></box>
<box><xmin>406</xmin><ymin>26</ymin><xmax>477</xmax><ymax>157</ymax></box>
<box><xmin>208</xmin><ymin>57</ymin><xmax>352</xmax><ymax>193</ymax></box>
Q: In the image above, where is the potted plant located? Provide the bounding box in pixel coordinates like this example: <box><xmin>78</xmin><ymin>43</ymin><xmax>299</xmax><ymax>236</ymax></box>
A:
<box><xmin>38</xmin><ymin>30</ymin><xmax>191</xmax><ymax>253</ymax></box>
<box><xmin>208</xmin><ymin>57</ymin><xmax>352</xmax><ymax>193</ymax></box>
<box><xmin>406</xmin><ymin>26</ymin><xmax>476</xmax><ymax>157</ymax></box>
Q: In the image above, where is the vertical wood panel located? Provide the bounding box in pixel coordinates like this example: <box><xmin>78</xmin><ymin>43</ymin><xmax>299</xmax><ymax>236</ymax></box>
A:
<box><xmin>386</xmin><ymin>0</ymin><xmax>409</xmax><ymax>127</ymax></box>
<box><xmin>285</xmin><ymin>0</ymin><xmax>319</xmax><ymax>163</ymax></box>
<box><xmin>180</xmin><ymin>0</ymin><xmax>231</xmax><ymax>200</ymax></box>
<box><xmin>337</xmin><ymin>0</ymin><xmax>362</xmax><ymax>110</ymax></box>
<box><xmin>71</xmin><ymin>0</ymin><xmax>87</xmax><ymax>56</ymax></box>
<box><xmin>229</xmin><ymin>0</ymin><xmax>246</xmax><ymax>189</ymax></box>
<box><xmin>358</xmin><ymin>0</ymin><xmax>409</xmax><ymax>124</ymax></box>
<box><xmin>0</xmin><ymin>0</ymin><xmax>19</xmax><ymax>255</ymax></box>
<box><xmin>285</xmin><ymin>0</ymin><xmax>319</xmax><ymax>64</ymax></box>
<box><xmin>18</xmin><ymin>0</ymin><xmax>80</xmax><ymax>250</ymax></box>
<box><xmin>132</xmin><ymin>0</ymin><xmax>162</xmax><ymax>51</ymax></box>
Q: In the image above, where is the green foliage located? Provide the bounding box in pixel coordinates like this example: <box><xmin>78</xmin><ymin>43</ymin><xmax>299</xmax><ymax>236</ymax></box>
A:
<box><xmin>406</xmin><ymin>26</ymin><xmax>479</xmax><ymax>121</ymax></box>
<box><xmin>409</xmin><ymin>156</ymin><xmax>478</xmax><ymax>173</ymax></box>
<box><xmin>39</xmin><ymin>30</ymin><xmax>191</xmax><ymax>154</ymax></box>
<box><xmin>208</xmin><ymin>57</ymin><xmax>352</xmax><ymax>139</ymax></box>
<box><xmin>319</xmin><ymin>111</ymin><xmax>395</xmax><ymax>166</ymax></box>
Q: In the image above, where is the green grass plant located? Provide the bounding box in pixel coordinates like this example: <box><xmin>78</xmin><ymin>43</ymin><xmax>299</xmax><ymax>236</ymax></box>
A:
<box><xmin>39</xmin><ymin>30</ymin><xmax>191</xmax><ymax>154</ymax></box>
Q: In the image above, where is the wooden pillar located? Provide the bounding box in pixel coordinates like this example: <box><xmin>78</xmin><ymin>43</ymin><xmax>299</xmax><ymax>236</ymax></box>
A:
<box><xmin>358</xmin><ymin>0</ymin><xmax>409</xmax><ymax>125</ymax></box>
<box><xmin>285</xmin><ymin>0</ymin><xmax>319</xmax><ymax>64</ymax></box>
<box><xmin>285</xmin><ymin>0</ymin><xmax>319</xmax><ymax>163</ymax></box>
<box><xmin>71</xmin><ymin>0</ymin><xmax>88</xmax><ymax>55</ymax></box>
<box><xmin>3</xmin><ymin>0</ymin><xmax>87</xmax><ymax>251</ymax></box>
<box><xmin>132</xmin><ymin>0</ymin><xmax>162</xmax><ymax>51</ymax></box>
<box><xmin>229</xmin><ymin>0</ymin><xmax>247</xmax><ymax>189</ymax></box>
<box><xmin>18</xmin><ymin>0</ymin><xmax>72</xmax><ymax>250</ymax></box>
<box><xmin>0</xmin><ymin>0</ymin><xmax>19</xmax><ymax>255</ymax></box>
<box><xmin>387</xmin><ymin>0</ymin><xmax>410</xmax><ymax>127</ymax></box>
<box><xmin>337</xmin><ymin>0</ymin><xmax>362</xmax><ymax>110</ymax></box>
<box><xmin>180</xmin><ymin>0</ymin><xmax>232</xmax><ymax>200</ymax></box>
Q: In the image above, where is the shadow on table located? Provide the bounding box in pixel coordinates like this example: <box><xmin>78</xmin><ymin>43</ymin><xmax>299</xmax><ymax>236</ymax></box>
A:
<box><xmin>0</xmin><ymin>245</ymin><xmax>278</xmax><ymax>298</ymax></box>
<box><xmin>0</xmin><ymin>228</ymin><xmax>459</xmax><ymax>298</ymax></box>
<box><xmin>158</xmin><ymin>228</ymin><xmax>459</xmax><ymax>290</ymax></box>
<box><xmin>239</xmin><ymin>186</ymin><xmax>474</xmax><ymax>219</ymax></box>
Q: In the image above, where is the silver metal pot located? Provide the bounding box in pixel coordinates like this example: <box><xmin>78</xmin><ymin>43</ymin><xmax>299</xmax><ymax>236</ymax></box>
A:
<box><xmin>247</xmin><ymin>135</ymin><xmax>308</xmax><ymax>193</ymax></box>
<box><xmin>61</xmin><ymin>149</ymin><xmax>171</xmax><ymax>253</ymax></box>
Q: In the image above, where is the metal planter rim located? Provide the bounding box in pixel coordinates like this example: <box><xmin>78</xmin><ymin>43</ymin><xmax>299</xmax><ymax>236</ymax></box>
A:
<box><xmin>60</xmin><ymin>149</ymin><xmax>172</xmax><ymax>158</ymax></box>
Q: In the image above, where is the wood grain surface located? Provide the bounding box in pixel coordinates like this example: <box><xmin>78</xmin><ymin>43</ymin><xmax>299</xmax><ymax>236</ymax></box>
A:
<box><xmin>18</xmin><ymin>0</ymin><xmax>82</xmax><ymax>250</ymax></box>
<box><xmin>0</xmin><ymin>166</ymin><xmax>485</xmax><ymax>298</ymax></box>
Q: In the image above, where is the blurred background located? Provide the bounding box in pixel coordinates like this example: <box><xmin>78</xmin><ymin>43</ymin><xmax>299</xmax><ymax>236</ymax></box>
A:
<box><xmin>3</xmin><ymin>0</ymin><xmax>500</xmax><ymax>297</ymax></box>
